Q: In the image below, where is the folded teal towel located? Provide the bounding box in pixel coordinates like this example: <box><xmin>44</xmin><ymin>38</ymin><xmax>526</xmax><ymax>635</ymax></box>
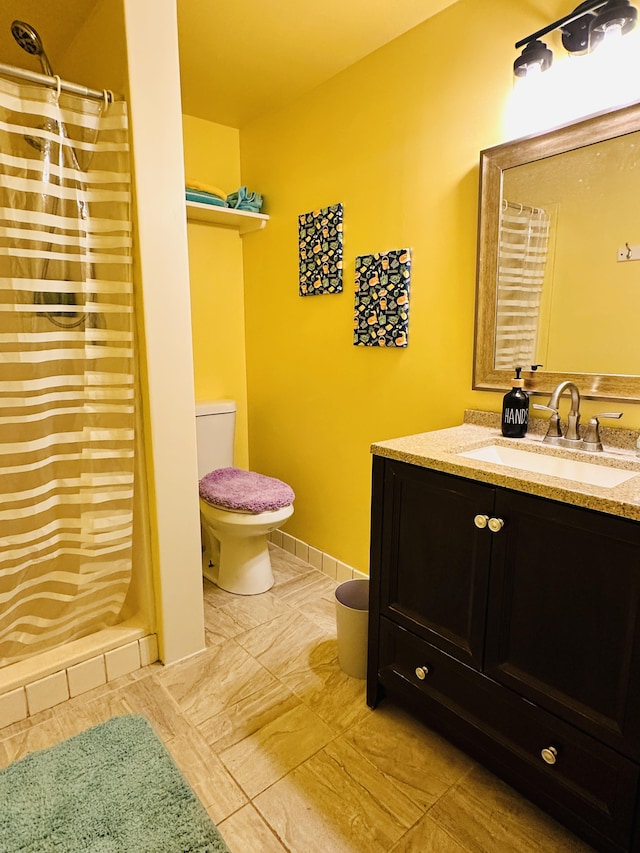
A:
<box><xmin>227</xmin><ymin>186</ymin><xmax>263</xmax><ymax>212</ymax></box>
<box><xmin>186</xmin><ymin>189</ymin><xmax>228</xmax><ymax>207</ymax></box>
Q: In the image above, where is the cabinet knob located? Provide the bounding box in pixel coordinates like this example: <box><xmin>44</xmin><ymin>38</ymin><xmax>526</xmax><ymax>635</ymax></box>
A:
<box><xmin>541</xmin><ymin>746</ymin><xmax>558</xmax><ymax>765</ymax></box>
<box><xmin>474</xmin><ymin>514</ymin><xmax>489</xmax><ymax>529</ymax></box>
<box><xmin>488</xmin><ymin>517</ymin><xmax>505</xmax><ymax>533</ymax></box>
<box><xmin>415</xmin><ymin>666</ymin><xmax>429</xmax><ymax>680</ymax></box>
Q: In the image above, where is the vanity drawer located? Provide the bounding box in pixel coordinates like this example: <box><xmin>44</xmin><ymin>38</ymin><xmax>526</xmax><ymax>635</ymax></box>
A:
<box><xmin>378</xmin><ymin>617</ymin><xmax>640</xmax><ymax>850</ymax></box>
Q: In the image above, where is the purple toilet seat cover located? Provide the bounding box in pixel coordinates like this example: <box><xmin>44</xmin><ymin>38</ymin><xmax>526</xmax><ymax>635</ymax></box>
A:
<box><xmin>199</xmin><ymin>467</ymin><xmax>295</xmax><ymax>513</ymax></box>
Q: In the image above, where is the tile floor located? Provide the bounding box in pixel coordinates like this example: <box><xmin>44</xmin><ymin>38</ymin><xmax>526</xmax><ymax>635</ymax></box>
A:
<box><xmin>0</xmin><ymin>545</ymin><xmax>595</xmax><ymax>852</ymax></box>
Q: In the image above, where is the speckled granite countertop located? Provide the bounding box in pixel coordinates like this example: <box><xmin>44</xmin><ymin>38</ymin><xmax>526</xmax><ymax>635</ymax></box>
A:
<box><xmin>371</xmin><ymin>410</ymin><xmax>640</xmax><ymax>522</ymax></box>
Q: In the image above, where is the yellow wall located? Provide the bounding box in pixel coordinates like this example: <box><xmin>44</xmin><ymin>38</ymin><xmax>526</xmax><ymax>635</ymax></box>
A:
<box><xmin>183</xmin><ymin>116</ymin><xmax>249</xmax><ymax>468</ymax></box>
<box><xmin>236</xmin><ymin>0</ymin><xmax>640</xmax><ymax>574</ymax></box>
<box><xmin>58</xmin><ymin>0</ymin><xmax>127</xmax><ymax>94</ymax></box>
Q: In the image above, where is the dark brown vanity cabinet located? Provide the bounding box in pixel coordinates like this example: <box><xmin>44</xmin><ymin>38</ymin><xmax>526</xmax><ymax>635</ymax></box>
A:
<box><xmin>367</xmin><ymin>455</ymin><xmax>640</xmax><ymax>853</ymax></box>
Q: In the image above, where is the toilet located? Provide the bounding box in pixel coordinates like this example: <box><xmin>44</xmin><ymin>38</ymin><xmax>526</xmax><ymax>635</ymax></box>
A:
<box><xmin>195</xmin><ymin>401</ymin><xmax>294</xmax><ymax>595</ymax></box>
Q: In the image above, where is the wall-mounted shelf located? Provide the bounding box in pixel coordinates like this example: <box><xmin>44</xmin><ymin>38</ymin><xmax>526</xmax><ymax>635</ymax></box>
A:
<box><xmin>186</xmin><ymin>200</ymin><xmax>268</xmax><ymax>235</ymax></box>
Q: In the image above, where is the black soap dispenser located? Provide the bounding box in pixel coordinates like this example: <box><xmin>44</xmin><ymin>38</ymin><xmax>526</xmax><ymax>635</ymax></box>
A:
<box><xmin>501</xmin><ymin>367</ymin><xmax>529</xmax><ymax>438</ymax></box>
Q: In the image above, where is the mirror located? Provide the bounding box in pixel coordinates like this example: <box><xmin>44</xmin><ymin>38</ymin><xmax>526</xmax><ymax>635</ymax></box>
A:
<box><xmin>474</xmin><ymin>101</ymin><xmax>640</xmax><ymax>402</ymax></box>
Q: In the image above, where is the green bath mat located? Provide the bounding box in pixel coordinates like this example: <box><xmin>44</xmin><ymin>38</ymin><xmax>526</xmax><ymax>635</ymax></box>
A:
<box><xmin>0</xmin><ymin>714</ymin><xmax>231</xmax><ymax>852</ymax></box>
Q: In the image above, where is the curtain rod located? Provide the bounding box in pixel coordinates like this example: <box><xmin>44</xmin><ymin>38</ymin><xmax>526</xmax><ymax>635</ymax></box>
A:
<box><xmin>0</xmin><ymin>61</ymin><xmax>121</xmax><ymax>103</ymax></box>
<box><xmin>502</xmin><ymin>199</ymin><xmax>546</xmax><ymax>215</ymax></box>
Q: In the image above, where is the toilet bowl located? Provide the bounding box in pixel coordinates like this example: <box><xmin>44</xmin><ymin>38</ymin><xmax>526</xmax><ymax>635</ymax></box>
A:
<box><xmin>199</xmin><ymin>498</ymin><xmax>294</xmax><ymax>595</ymax></box>
<box><xmin>195</xmin><ymin>402</ymin><xmax>295</xmax><ymax>595</ymax></box>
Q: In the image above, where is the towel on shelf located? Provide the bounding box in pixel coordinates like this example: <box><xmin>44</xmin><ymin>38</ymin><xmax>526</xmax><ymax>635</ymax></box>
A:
<box><xmin>186</xmin><ymin>189</ymin><xmax>228</xmax><ymax>207</ymax></box>
<box><xmin>226</xmin><ymin>186</ymin><xmax>263</xmax><ymax>212</ymax></box>
<box><xmin>185</xmin><ymin>178</ymin><xmax>228</xmax><ymax>207</ymax></box>
<box><xmin>185</xmin><ymin>178</ymin><xmax>228</xmax><ymax>198</ymax></box>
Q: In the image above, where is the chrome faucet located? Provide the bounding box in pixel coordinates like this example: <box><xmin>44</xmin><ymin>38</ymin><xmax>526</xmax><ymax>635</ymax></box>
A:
<box><xmin>582</xmin><ymin>412</ymin><xmax>623</xmax><ymax>451</ymax></box>
<box><xmin>534</xmin><ymin>381</ymin><xmax>582</xmax><ymax>446</ymax></box>
<box><xmin>533</xmin><ymin>380</ymin><xmax>622</xmax><ymax>451</ymax></box>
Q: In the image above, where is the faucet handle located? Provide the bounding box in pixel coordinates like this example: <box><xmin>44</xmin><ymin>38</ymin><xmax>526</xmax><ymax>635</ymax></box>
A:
<box><xmin>532</xmin><ymin>403</ymin><xmax>562</xmax><ymax>439</ymax></box>
<box><xmin>582</xmin><ymin>412</ymin><xmax>623</xmax><ymax>452</ymax></box>
<box><xmin>591</xmin><ymin>412</ymin><xmax>623</xmax><ymax>422</ymax></box>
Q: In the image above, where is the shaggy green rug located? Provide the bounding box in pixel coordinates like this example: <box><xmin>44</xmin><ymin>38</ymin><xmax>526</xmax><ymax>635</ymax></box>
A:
<box><xmin>0</xmin><ymin>714</ymin><xmax>231</xmax><ymax>852</ymax></box>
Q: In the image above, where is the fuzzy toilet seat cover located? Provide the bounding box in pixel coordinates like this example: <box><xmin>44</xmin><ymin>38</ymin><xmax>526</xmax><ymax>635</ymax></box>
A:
<box><xmin>199</xmin><ymin>467</ymin><xmax>295</xmax><ymax>513</ymax></box>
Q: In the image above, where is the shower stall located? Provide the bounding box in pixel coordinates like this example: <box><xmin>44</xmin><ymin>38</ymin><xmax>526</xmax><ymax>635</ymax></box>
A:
<box><xmin>0</xmin><ymin>21</ymin><xmax>153</xmax><ymax>694</ymax></box>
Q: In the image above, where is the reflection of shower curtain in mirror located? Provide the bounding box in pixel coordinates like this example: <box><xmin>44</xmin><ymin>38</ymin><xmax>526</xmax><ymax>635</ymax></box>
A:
<box><xmin>0</xmin><ymin>77</ymin><xmax>134</xmax><ymax>666</ymax></box>
<box><xmin>495</xmin><ymin>201</ymin><xmax>550</xmax><ymax>370</ymax></box>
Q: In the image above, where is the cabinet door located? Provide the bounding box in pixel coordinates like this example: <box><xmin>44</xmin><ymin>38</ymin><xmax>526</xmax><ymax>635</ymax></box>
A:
<box><xmin>378</xmin><ymin>459</ymin><xmax>494</xmax><ymax>669</ymax></box>
<box><xmin>485</xmin><ymin>489</ymin><xmax>640</xmax><ymax>757</ymax></box>
<box><xmin>378</xmin><ymin>617</ymin><xmax>640</xmax><ymax>852</ymax></box>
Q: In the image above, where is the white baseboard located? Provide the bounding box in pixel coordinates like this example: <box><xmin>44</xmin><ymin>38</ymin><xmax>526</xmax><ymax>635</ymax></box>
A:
<box><xmin>269</xmin><ymin>530</ymin><xmax>368</xmax><ymax>582</ymax></box>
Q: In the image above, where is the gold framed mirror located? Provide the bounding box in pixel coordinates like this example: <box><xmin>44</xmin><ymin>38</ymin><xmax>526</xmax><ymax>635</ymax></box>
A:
<box><xmin>473</xmin><ymin>100</ymin><xmax>640</xmax><ymax>402</ymax></box>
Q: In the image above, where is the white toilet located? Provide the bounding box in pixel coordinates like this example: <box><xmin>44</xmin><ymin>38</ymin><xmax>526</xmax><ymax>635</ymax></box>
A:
<box><xmin>195</xmin><ymin>401</ymin><xmax>294</xmax><ymax>595</ymax></box>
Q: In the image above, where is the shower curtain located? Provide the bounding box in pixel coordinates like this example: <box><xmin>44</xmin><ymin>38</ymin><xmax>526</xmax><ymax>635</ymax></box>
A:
<box><xmin>494</xmin><ymin>200</ymin><xmax>551</xmax><ymax>370</ymax></box>
<box><xmin>0</xmin><ymin>76</ymin><xmax>134</xmax><ymax>666</ymax></box>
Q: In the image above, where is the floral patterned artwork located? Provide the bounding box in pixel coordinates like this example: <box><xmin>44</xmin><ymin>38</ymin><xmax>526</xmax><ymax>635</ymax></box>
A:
<box><xmin>353</xmin><ymin>249</ymin><xmax>412</xmax><ymax>347</ymax></box>
<box><xmin>298</xmin><ymin>203</ymin><xmax>343</xmax><ymax>296</ymax></box>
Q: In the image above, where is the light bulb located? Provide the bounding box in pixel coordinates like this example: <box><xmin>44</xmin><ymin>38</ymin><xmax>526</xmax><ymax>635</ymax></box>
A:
<box><xmin>601</xmin><ymin>20</ymin><xmax>624</xmax><ymax>41</ymax></box>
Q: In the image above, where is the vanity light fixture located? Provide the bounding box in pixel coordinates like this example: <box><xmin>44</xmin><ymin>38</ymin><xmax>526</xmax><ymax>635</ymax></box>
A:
<box><xmin>591</xmin><ymin>0</ymin><xmax>638</xmax><ymax>35</ymax></box>
<box><xmin>514</xmin><ymin>0</ymin><xmax>638</xmax><ymax>76</ymax></box>
<box><xmin>513</xmin><ymin>39</ymin><xmax>554</xmax><ymax>76</ymax></box>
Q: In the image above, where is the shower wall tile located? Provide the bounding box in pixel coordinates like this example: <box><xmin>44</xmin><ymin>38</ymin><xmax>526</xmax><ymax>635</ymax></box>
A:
<box><xmin>139</xmin><ymin>634</ymin><xmax>159</xmax><ymax>667</ymax></box>
<box><xmin>0</xmin><ymin>687</ymin><xmax>27</xmax><ymax>728</ymax></box>
<box><xmin>105</xmin><ymin>640</ymin><xmax>141</xmax><ymax>681</ymax></box>
<box><xmin>26</xmin><ymin>671</ymin><xmax>69</xmax><ymax>715</ymax></box>
<box><xmin>67</xmin><ymin>656</ymin><xmax>107</xmax><ymax>698</ymax></box>
<box><xmin>0</xmin><ymin>639</ymin><xmax>160</xmax><ymax>729</ymax></box>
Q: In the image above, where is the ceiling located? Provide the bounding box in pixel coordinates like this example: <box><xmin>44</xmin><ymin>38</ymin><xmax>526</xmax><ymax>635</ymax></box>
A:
<box><xmin>0</xmin><ymin>1</ymin><xmax>571</xmax><ymax>130</ymax></box>
<box><xmin>0</xmin><ymin>0</ymin><xmax>460</xmax><ymax>129</ymax></box>
<box><xmin>176</xmin><ymin>0</ymin><xmax>461</xmax><ymax>128</ymax></box>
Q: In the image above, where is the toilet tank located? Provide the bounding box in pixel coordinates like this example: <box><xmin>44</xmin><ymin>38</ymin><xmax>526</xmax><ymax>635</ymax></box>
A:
<box><xmin>195</xmin><ymin>400</ymin><xmax>236</xmax><ymax>479</ymax></box>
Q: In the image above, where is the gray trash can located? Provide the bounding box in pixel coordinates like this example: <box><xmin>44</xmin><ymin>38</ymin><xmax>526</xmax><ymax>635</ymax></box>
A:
<box><xmin>335</xmin><ymin>578</ymin><xmax>369</xmax><ymax>679</ymax></box>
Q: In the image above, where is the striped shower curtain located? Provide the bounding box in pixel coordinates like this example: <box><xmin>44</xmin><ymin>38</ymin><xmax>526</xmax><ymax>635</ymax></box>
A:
<box><xmin>0</xmin><ymin>77</ymin><xmax>134</xmax><ymax>666</ymax></box>
<box><xmin>494</xmin><ymin>201</ymin><xmax>550</xmax><ymax>370</ymax></box>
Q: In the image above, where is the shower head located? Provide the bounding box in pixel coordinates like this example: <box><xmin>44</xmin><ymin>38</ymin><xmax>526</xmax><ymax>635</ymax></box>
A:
<box><xmin>24</xmin><ymin>126</ymin><xmax>54</xmax><ymax>155</ymax></box>
<box><xmin>24</xmin><ymin>134</ymin><xmax>47</xmax><ymax>154</ymax></box>
<box><xmin>11</xmin><ymin>20</ymin><xmax>54</xmax><ymax>77</ymax></box>
<box><xmin>11</xmin><ymin>21</ymin><xmax>83</xmax><ymax>170</ymax></box>
<box><xmin>23</xmin><ymin>118</ymin><xmax>61</xmax><ymax>156</ymax></box>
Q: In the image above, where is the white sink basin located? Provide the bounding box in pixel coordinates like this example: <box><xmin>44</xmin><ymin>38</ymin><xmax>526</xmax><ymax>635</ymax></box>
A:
<box><xmin>457</xmin><ymin>444</ymin><xmax>638</xmax><ymax>489</ymax></box>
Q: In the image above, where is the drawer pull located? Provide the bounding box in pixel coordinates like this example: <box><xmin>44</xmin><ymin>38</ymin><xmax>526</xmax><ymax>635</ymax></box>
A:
<box><xmin>474</xmin><ymin>514</ymin><xmax>489</xmax><ymax>529</ymax></box>
<box><xmin>415</xmin><ymin>666</ymin><xmax>430</xmax><ymax>680</ymax></box>
<box><xmin>488</xmin><ymin>517</ymin><xmax>505</xmax><ymax>533</ymax></box>
<box><xmin>541</xmin><ymin>746</ymin><xmax>558</xmax><ymax>765</ymax></box>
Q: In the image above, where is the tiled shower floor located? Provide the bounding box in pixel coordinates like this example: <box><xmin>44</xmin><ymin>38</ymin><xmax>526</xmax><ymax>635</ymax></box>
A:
<box><xmin>0</xmin><ymin>545</ymin><xmax>593</xmax><ymax>852</ymax></box>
